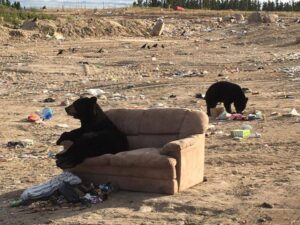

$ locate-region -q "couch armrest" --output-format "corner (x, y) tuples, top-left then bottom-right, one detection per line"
(160, 134), (205, 192)
(161, 134), (202, 154)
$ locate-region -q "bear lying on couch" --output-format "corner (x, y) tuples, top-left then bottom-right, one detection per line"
(56, 97), (129, 169)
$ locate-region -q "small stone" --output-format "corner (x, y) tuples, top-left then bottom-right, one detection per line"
(60, 99), (70, 106)
(139, 205), (153, 213)
(44, 97), (55, 103)
(127, 84), (135, 89)
(232, 170), (238, 175)
(259, 202), (273, 208)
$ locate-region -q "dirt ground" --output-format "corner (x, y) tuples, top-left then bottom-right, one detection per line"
(0, 8), (299, 225)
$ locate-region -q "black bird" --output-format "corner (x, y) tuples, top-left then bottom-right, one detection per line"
(97, 48), (104, 53)
(57, 49), (64, 55)
(152, 43), (158, 48)
(161, 44), (165, 48)
(181, 30), (186, 36)
(147, 45), (151, 49)
(141, 43), (147, 49)
(69, 47), (77, 53)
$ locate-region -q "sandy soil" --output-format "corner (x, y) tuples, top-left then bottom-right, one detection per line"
(0, 9), (299, 225)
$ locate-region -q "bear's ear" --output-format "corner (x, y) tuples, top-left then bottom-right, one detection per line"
(90, 96), (97, 103)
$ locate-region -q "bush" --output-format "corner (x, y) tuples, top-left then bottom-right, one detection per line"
(0, 4), (55, 26)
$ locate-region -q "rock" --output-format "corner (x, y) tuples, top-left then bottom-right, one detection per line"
(99, 95), (107, 101)
(248, 12), (263, 24)
(217, 17), (223, 23)
(44, 97), (55, 103)
(151, 18), (164, 36)
(263, 14), (278, 23)
(139, 205), (153, 213)
(9, 30), (25, 38)
(21, 19), (38, 30)
(259, 202), (273, 208)
(234, 14), (244, 22)
(60, 99), (70, 106)
(257, 216), (272, 223)
(86, 88), (105, 97)
(53, 32), (65, 40)
(151, 103), (165, 108)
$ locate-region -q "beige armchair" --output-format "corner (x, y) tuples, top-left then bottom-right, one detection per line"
(70, 108), (209, 194)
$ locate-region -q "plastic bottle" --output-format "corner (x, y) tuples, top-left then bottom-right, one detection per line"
(41, 107), (54, 120)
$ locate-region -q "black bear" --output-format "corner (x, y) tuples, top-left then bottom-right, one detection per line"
(199, 81), (248, 116)
(56, 97), (128, 169)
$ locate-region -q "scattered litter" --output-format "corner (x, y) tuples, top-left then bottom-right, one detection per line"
(283, 108), (300, 117)
(217, 111), (231, 120)
(250, 132), (262, 138)
(56, 124), (69, 128)
(41, 107), (54, 120)
(7, 139), (34, 148)
(86, 88), (105, 97)
(48, 152), (56, 159)
(27, 113), (41, 122)
(18, 172), (81, 204)
(231, 129), (251, 139)
(230, 113), (247, 120)
(281, 66), (300, 76)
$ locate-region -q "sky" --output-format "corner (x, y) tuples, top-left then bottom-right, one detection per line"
(19, 0), (134, 8)
(19, 0), (294, 9)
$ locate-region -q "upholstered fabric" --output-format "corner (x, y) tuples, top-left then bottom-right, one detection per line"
(71, 108), (208, 194)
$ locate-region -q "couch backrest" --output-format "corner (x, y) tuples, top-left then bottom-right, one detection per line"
(106, 108), (209, 150)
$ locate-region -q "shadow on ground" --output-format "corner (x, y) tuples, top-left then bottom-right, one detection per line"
(0, 189), (164, 225)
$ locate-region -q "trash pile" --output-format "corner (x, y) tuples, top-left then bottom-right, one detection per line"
(213, 108), (263, 121)
(27, 107), (54, 123)
(10, 172), (114, 208)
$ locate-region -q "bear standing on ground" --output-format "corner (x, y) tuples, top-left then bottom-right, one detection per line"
(56, 97), (129, 169)
(200, 81), (248, 116)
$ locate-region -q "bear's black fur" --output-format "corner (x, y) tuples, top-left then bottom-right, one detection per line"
(202, 81), (248, 116)
(56, 97), (128, 169)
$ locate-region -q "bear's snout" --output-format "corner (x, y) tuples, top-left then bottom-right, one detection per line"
(65, 105), (77, 117)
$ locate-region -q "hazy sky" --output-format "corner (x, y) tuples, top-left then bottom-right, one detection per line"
(19, 0), (293, 8)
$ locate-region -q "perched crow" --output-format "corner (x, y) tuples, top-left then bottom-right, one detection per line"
(152, 43), (158, 48)
(141, 44), (147, 49)
(57, 49), (64, 55)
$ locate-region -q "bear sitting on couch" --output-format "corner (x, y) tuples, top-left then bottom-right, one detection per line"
(56, 97), (129, 169)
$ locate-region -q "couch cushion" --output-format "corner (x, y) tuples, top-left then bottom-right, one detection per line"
(127, 134), (178, 149)
(110, 148), (177, 168)
(71, 165), (176, 180)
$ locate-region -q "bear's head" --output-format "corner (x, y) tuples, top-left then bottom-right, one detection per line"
(234, 97), (248, 114)
(65, 97), (105, 122)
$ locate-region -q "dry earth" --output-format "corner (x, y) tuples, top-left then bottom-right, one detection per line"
(0, 8), (299, 225)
